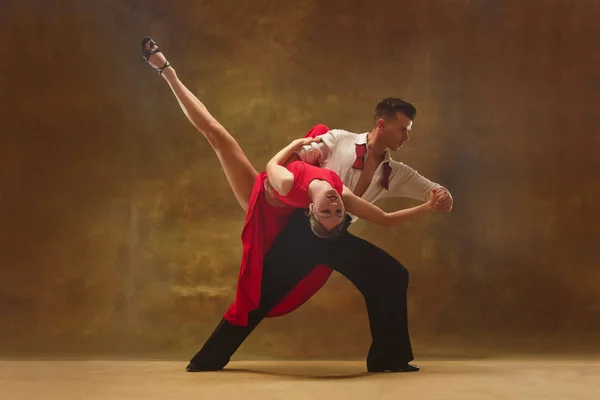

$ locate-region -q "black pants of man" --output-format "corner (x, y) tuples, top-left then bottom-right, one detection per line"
(188, 209), (413, 372)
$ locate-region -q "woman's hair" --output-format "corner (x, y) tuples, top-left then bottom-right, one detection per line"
(306, 209), (350, 239)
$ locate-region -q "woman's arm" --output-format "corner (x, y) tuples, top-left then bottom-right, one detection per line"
(266, 138), (322, 196)
(342, 186), (437, 226)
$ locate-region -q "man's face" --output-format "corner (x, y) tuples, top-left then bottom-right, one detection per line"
(377, 112), (412, 151)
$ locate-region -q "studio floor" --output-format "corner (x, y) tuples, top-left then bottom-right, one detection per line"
(1, 358), (598, 399)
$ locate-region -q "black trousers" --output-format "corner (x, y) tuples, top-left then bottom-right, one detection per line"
(189, 209), (413, 371)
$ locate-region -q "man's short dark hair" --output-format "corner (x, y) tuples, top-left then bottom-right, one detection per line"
(374, 97), (417, 124)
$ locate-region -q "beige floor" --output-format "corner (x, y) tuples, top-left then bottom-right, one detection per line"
(1, 358), (599, 400)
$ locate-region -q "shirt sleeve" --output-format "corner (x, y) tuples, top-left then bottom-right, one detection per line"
(294, 130), (337, 165)
(386, 161), (444, 202)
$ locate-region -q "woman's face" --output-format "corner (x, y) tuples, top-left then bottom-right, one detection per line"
(311, 189), (345, 231)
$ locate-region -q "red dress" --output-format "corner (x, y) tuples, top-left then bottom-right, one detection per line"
(224, 151), (342, 326)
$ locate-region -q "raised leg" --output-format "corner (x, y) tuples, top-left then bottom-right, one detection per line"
(143, 38), (257, 212)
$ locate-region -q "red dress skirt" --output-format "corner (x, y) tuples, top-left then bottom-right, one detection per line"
(224, 137), (341, 326)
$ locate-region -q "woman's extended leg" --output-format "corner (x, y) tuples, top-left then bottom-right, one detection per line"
(142, 37), (257, 212)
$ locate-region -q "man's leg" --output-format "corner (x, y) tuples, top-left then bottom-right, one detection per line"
(245, 209), (416, 371)
(187, 219), (321, 371)
(186, 307), (268, 371)
(323, 232), (415, 371)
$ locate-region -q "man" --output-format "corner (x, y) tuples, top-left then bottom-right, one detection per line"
(187, 98), (453, 373)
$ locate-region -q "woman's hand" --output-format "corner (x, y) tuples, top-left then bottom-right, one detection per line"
(290, 137), (323, 148)
(427, 189), (440, 211)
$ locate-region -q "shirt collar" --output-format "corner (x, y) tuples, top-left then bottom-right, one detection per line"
(355, 132), (392, 163)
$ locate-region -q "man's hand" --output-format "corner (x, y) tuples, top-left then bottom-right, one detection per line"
(430, 188), (453, 212)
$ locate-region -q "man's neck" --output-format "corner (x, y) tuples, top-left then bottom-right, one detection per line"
(366, 129), (388, 160)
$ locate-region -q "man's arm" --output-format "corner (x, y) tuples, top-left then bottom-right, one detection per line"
(387, 162), (453, 212)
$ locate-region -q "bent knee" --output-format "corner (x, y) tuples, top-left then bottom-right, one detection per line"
(382, 264), (409, 291)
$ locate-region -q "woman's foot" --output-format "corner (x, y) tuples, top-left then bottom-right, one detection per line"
(141, 36), (171, 75)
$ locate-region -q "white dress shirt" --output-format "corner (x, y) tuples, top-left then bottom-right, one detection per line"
(295, 129), (446, 220)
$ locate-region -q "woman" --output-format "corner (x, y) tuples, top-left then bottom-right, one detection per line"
(141, 38), (438, 369)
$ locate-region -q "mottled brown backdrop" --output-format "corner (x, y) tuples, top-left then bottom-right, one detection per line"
(0, 0), (598, 359)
